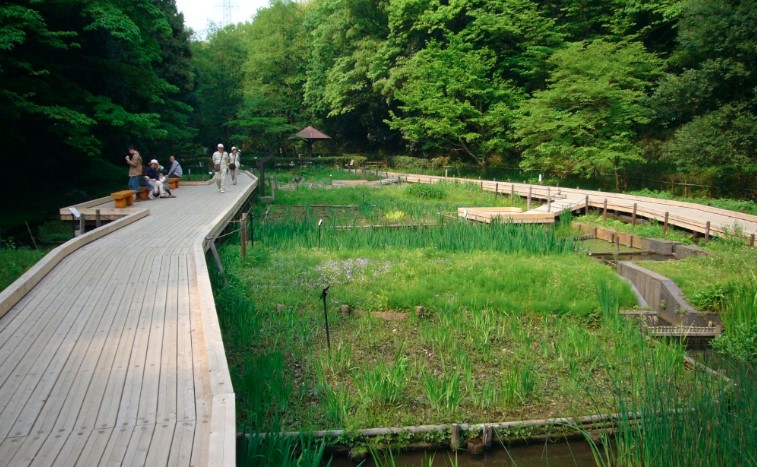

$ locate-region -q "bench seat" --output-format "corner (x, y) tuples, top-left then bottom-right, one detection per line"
(111, 190), (136, 208)
(168, 177), (180, 190)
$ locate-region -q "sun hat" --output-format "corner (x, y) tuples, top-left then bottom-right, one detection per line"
(231, 146), (237, 150)
(217, 143), (224, 148)
(150, 159), (159, 165)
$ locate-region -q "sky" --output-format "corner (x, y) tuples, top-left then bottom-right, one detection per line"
(175, 0), (270, 38)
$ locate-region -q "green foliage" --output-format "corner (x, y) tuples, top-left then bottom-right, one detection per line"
(389, 156), (431, 170)
(0, 247), (47, 292)
(385, 37), (522, 167)
(581, 354), (755, 466)
(191, 24), (248, 148)
(712, 278), (757, 362)
(238, 433), (330, 467)
(1, 0), (196, 230)
(405, 183), (447, 200)
(660, 104), (757, 194)
(235, 1), (309, 154)
(515, 39), (663, 191)
(637, 241), (757, 312)
(576, 214), (693, 244)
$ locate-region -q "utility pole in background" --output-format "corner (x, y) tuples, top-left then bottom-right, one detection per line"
(220, 0), (235, 26)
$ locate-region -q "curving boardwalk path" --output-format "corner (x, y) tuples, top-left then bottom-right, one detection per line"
(394, 173), (757, 241)
(0, 173), (256, 466)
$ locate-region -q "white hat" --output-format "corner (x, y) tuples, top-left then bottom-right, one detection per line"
(149, 159), (159, 165)
(231, 146), (237, 150)
(217, 143), (224, 149)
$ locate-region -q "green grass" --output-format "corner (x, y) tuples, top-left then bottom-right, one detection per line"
(575, 214), (693, 244)
(214, 176), (723, 461)
(637, 241), (757, 311)
(580, 350), (755, 466)
(0, 247), (48, 292)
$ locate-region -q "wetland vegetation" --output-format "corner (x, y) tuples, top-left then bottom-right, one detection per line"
(211, 169), (754, 465)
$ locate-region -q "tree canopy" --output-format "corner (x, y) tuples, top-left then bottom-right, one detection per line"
(2, 0), (755, 231)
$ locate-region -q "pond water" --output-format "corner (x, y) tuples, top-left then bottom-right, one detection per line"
(329, 438), (598, 466)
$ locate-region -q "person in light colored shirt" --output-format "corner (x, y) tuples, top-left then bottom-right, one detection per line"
(211, 143), (229, 193)
(229, 146), (240, 185)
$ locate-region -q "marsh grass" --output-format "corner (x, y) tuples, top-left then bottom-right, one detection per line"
(238, 432), (330, 467)
(213, 176), (710, 458)
(579, 348), (755, 466)
(637, 240), (757, 311)
(577, 213), (693, 244)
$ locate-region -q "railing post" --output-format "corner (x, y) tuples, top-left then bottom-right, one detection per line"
(585, 195), (589, 215)
(750, 234), (755, 248)
(495, 182), (498, 198)
(664, 212), (669, 234)
(527, 186), (532, 211)
(95, 209), (101, 228)
(705, 221), (710, 242)
(632, 203), (637, 226)
(547, 187), (551, 212)
(241, 213), (248, 259)
(451, 423), (461, 450)
(603, 199), (608, 221)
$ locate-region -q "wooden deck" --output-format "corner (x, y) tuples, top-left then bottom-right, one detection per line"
(397, 173), (757, 240)
(0, 174), (256, 466)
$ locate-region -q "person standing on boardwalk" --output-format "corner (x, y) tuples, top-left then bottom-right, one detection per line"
(228, 146), (240, 185)
(212, 143), (229, 193)
(125, 147), (143, 197)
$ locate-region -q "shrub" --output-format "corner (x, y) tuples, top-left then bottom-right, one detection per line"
(390, 155), (430, 170)
(405, 183), (447, 200)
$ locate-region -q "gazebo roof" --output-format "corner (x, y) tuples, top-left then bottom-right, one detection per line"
(296, 125), (331, 140)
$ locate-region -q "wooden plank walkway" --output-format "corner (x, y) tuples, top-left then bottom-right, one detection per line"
(0, 174), (256, 466)
(397, 173), (757, 240)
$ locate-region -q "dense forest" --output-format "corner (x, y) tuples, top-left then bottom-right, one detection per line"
(1, 0), (756, 230)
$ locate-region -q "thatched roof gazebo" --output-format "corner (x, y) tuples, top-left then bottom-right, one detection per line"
(295, 125), (331, 157)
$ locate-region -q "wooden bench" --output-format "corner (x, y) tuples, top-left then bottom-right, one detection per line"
(168, 177), (180, 190)
(139, 186), (151, 200)
(111, 190), (136, 208)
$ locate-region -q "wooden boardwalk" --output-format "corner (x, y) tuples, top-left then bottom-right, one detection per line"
(0, 174), (256, 466)
(397, 173), (757, 240)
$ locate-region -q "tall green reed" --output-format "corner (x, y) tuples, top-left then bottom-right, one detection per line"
(238, 433), (330, 467)
(254, 215), (575, 255)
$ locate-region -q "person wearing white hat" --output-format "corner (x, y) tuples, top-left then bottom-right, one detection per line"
(211, 143), (229, 192)
(228, 146), (240, 185)
(145, 159), (171, 198)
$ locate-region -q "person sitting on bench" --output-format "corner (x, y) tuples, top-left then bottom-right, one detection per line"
(165, 155), (183, 179)
(146, 159), (174, 198)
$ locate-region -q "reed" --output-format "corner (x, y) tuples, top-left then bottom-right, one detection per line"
(238, 432), (329, 467)
(353, 352), (408, 405)
(423, 371), (462, 414)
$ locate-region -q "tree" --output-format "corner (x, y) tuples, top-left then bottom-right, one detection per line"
(0, 0), (195, 186)
(648, 0), (757, 196)
(303, 0), (397, 151)
(386, 37), (522, 167)
(515, 40), (663, 191)
(234, 0), (309, 154)
(191, 23), (248, 151)
(661, 105), (756, 195)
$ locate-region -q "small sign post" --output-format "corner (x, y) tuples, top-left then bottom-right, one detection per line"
(320, 285), (331, 351)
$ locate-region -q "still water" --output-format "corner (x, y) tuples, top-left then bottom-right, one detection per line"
(329, 439), (598, 466)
